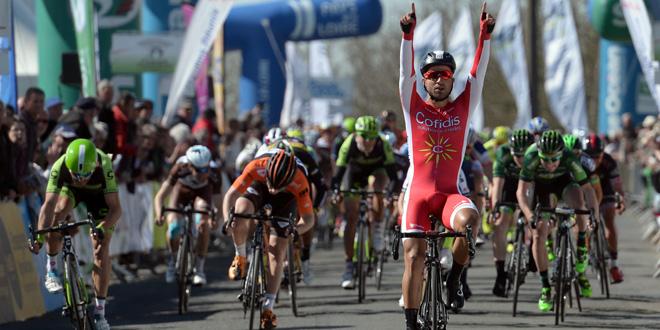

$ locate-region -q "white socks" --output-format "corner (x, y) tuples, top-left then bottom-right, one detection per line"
(95, 297), (106, 318)
(235, 243), (247, 257)
(46, 254), (58, 273)
(263, 293), (276, 310)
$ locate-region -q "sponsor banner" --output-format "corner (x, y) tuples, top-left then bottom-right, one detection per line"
(543, 0), (589, 131)
(110, 33), (183, 73)
(448, 7), (483, 130)
(493, 0), (532, 128)
(413, 11), (443, 100)
(212, 28), (225, 133)
(70, 0), (98, 97)
(0, 202), (45, 323)
(0, 0), (16, 109)
(597, 40), (641, 135)
(162, 0), (233, 126)
(281, 42), (308, 128)
(182, 3), (211, 114)
(620, 0), (660, 112)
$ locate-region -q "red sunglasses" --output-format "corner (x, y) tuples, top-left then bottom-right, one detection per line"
(423, 70), (454, 81)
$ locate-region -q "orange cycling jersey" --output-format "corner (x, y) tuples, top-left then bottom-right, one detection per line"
(231, 157), (314, 217)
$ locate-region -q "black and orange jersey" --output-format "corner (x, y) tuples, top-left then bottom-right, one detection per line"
(231, 156), (314, 217)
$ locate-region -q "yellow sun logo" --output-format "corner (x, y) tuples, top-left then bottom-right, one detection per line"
(419, 134), (458, 166)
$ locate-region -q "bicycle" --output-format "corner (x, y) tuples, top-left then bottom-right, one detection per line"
(392, 214), (475, 330)
(337, 189), (383, 303)
(225, 205), (296, 330)
(376, 195), (398, 291)
(492, 201), (529, 317)
(589, 211), (610, 298)
(535, 205), (590, 325)
(161, 205), (215, 315)
(28, 213), (104, 330)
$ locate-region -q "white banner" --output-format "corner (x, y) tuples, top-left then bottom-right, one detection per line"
(493, 0), (532, 128)
(542, 0), (588, 131)
(110, 33), (184, 73)
(309, 41), (334, 126)
(621, 0), (660, 112)
(162, 0), (233, 126)
(448, 7), (483, 130)
(281, 42), (308, 128)
(413, 11), (443, 100)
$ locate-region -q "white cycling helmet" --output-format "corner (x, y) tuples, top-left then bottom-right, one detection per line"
(186, 145), (212, 168)
(263, 127), (284, 145)
(527, 116), (549, 135)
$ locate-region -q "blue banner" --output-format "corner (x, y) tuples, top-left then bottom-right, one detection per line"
(597, 39), (642, 135)
(0, 0), (17, 110)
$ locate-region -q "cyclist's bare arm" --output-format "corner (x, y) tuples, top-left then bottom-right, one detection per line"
(38, 192), (59, 230)
(491, 176), (505, 209)
(222, 185), (243, 224)
(154, 180), (174, 224)
(580, 182), (600, 220)
(101, 192), (122, 229)
(516, 180), (534, 222)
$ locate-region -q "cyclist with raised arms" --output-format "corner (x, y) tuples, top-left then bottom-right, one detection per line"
(154, 145), (220, 286)
(332, 115), (400, 289)
(583, 133), (626, 283)
(398, 3), (494, 328)
(223, 146), (315, 329)
(490, 129), (535, 297)
(516, 130), (600, 312)
(30, 139), (121, 330)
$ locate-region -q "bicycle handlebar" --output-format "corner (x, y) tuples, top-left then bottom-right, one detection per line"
(223, 204), (296, 236)
(28, 213), (104, 254)
(392, 224), (475, 261)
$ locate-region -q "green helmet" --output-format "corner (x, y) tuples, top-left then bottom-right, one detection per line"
(493, 126), (510, 144)
(509, 129), (534, 154)
(537, 130), (564, 156)
(562, 134), (581, 151)
(65, 138), (97, 179)
(342, 117), (356, 133)
(354, 115), (379, 138)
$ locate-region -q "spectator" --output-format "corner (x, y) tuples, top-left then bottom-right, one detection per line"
(93, 121), (109, 150)
(58, 97), (97, 139)
(192, 108), (219, 154)
(167, 123), (193, 165)
(168, 98), (194, 129)
(18, 87), (45, 175)
(0, 101), (17, 200)
(113, 91), (137, 156)
(242, 102), (265, 131)
(44, 125), (77, 173)
(35, 109), (49, 141)
(42, 97), (63, 140)
(97, 79), (117, 154)
(135, 99), (154, 127)
(8, 118), (38, 196)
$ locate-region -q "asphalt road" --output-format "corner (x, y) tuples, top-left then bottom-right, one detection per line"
(6, 210), (660, 330)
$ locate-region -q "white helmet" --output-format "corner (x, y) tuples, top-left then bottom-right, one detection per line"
(263, 127), (283, 145)
(186, 145), (211, 168)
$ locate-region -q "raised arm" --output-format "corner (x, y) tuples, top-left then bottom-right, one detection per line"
(399, 3), (417, 114)
(468, 2), (496, 114)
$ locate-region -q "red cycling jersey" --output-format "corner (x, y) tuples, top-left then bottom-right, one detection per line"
(399, 18), (491, 232)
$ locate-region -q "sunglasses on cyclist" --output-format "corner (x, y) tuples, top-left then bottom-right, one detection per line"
(193, 165), (209, 173)
(72, 172), (93, 181)
(423, 70), (453, 81)
(539, 153), (561, 163)
(358, 133), (378, 141)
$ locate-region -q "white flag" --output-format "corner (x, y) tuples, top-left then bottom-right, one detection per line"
(281, 42), (308, 128)
(493, 0), (532, 128)
(413, 11), (443, 100)
(620, 0), (660, 112)
(542, 0), (588, 131)
(309, 41), (333, 126)
(448, 7), (483, 131)
(162, 0), (233, 126)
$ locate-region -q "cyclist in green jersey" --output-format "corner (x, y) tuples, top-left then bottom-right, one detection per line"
(29, 139), (121, 330)
(331, 115), (400, 289)
(516, 131), (600, 312)
(490, 129), (534, 297)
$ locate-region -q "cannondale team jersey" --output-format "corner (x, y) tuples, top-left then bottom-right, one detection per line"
(399, 26), (490, 194)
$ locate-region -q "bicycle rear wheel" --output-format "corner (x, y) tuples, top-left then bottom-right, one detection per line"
(287, 238), (299, 317)
(357, 221), (367, 303)
(596, 222), (610, 298)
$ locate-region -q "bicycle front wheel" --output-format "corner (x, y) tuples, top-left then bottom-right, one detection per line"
(356, 221), (367, 303)
(596, 221), (610, 298)
(287, 238), (299, 317)
(512, 228), (525, 317)
(555, 234), (566, 325)
(65, 255), (92, 330)
(177, 232), (192, 315)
